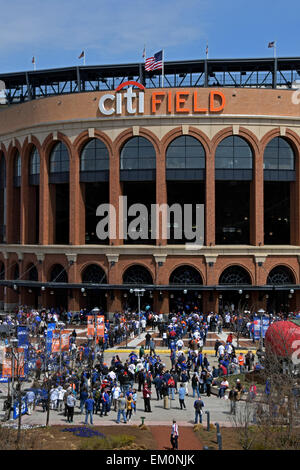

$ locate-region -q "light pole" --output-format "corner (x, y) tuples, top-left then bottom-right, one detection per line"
(91, 307), (100, 366)
(130, 289), (145, 337)
(56, 322), (65, 374)
(10, 338), (19, 411)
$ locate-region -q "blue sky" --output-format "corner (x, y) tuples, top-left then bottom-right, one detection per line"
(0, 0), (299, 73)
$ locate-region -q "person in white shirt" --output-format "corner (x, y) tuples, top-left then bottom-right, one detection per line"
(218, 344), (225, 357)
(57, 386), (66, 411)
(112, 384), (121, 411)
(170, 420), (179, 450)
(176, 339), (184, 350)
(50, 387), (59, 410)
(108, 370), (116, 381)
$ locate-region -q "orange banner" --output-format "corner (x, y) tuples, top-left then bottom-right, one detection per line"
(1, 347), (24, 377)
(87, 315), (105, 337)
(51, 330), (70, 353)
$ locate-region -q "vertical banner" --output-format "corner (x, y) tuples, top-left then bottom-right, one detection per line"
(96, 315), (105, 337)
(52, 330), (70, 353)
(1, 347), (25, 379)
(13, 396), (28, 419)
(87, 316), (94, 336)
(87, 315), (105, 337)
(17, 326), (29, 376)
(46, 323), (56, 353)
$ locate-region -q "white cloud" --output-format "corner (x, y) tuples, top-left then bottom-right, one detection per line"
(0, 0), (209, 60)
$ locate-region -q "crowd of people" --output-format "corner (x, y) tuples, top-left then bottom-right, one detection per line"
(2, 302), (296, 426)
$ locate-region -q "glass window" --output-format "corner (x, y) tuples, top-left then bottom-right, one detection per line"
(80, 138), (109, 172)
(14, 152), (21, 178)
(215, 136), (253, 170)
(29, 147), (40, 175)
(120, 137), (156, 170)
(49, 142), (69, 173)
(264, 137), (294, 171)
(166, 136), (205, 169)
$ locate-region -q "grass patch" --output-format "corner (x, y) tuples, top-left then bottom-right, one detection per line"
(79, 434), (136, 450)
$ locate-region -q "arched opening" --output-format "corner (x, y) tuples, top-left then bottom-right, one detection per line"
(218, 265), (252, 313)
(80, 138), (109, 244)
(122, 265), (153, 310)
(0, 153), (6, 243)
(81, 264), (107, 312)
(48, 263), (68, 311)
(25, 263), (39, 308)
(215, 136), (253, 244)
(264, 137), (295, 245)
(266, 265), (295, 313)
(166, 136), (205, 244)
(28, 146), (40, 244)
(0, 261), (5, 309)
(169, 265), (203, 313)
(49, 142), (70, 244)
(120, 137), (156, 245)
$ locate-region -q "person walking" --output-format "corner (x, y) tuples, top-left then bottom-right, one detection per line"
(170, 420), (179, 450)
(143, 382), (152, 412)
(116, 393), (127, 424)
(126, 394), (134, 421)
(84, 395), (95, 425)
(194, 396), (205, 424)
(229, 387), (238, 414)
(178, 383), (186, 410)
(66, 393), (76, 423)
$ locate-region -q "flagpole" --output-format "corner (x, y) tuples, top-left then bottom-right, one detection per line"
(84, 50), (86, 66)
(274, 41), (277, 59)
(162, 49), (164, 88)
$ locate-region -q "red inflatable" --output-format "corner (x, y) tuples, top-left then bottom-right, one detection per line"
(265, 320), (300, 358)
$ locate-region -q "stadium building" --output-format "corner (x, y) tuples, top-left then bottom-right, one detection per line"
(0, 57), (300, 315)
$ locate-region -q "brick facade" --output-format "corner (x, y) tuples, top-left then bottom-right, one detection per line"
(0, 86), (300, 313)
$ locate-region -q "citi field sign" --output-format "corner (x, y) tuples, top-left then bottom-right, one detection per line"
(98, 81), (225, 116)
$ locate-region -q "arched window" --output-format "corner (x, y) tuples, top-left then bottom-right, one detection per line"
(80, 139), (109, 172)
(27, 264), (38, 282)
(0, 262), (5, 280)
(215, 136), (252, 169)
(219, 266), (251, 285)
(14, 152), (21, 177)
(123, 265), (153, 284)
(82, 264), (107, 284)
(0, 155), (6, 243)
(49, 142), (69, 173)
(29, 147), (40, 175)
(169, 266), (203, 285)
(166, 136), (205, 169)
(13, 263), (19, 280)
(120, 137), (156, 170)
(264, 137), (294, 170)
(50, 264), (68, 283)
(267, 266), (295, 285)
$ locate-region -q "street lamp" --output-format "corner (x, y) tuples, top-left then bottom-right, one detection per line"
(129, 289), (145, 337)
(91, 307), (100, 366)
(56, 321), (65, 374)
(10, 338), (19, 410)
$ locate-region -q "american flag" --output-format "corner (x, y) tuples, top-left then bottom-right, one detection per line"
(145, 50), (163, 71)
(78, 50), (85, 59)
(268, 41), (275, 48)
(32, 56), (35, 64)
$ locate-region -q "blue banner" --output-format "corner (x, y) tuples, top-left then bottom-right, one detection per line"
(13, 397), (28, 420)
(46, 323), (56, 354)
(17, 326), (29, 376)
(252, 316), (270, 340)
